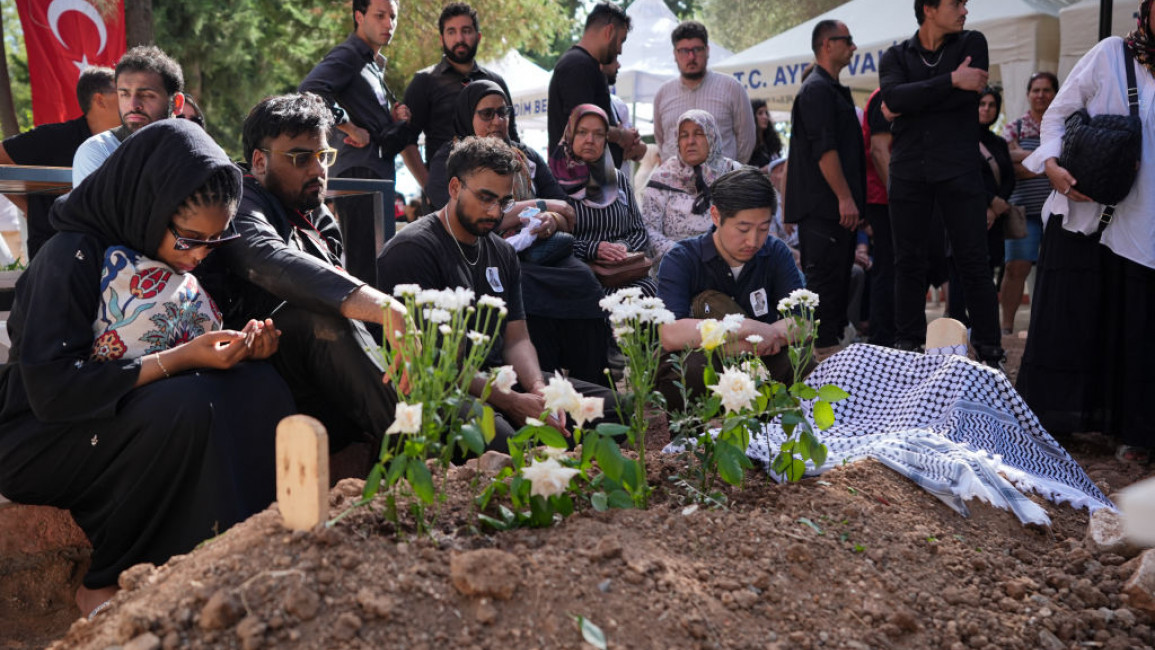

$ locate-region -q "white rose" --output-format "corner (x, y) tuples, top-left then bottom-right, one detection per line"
(709, 367), (759, 413)
(571, 396), (604, 428)
(541, 375), (581, 415)
(746, 334), (764, 345)
(521, 457), (580, 498)
(493, 365), (518, 393)
(385, 402), (422, 435)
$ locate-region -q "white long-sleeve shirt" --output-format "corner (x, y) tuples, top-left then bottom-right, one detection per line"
(1024, 36), (1155, 270)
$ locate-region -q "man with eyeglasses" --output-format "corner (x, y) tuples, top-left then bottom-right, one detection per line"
(378, 137), (618, 449)
(652, 21), (755, 164)
(300, 0), (410, 289)
(784, 20), (866, 360)
(196, 93), (405, 474)
(399, 2), (519, 192)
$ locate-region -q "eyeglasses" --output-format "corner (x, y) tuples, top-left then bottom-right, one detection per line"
(168, 223), (242, 251)
(675, 45), (706, 57)
(475, 106), (514, 122)
(260, 147), (338, 169)
(459, 180), (515, 213)
(828, 35), (855, 46)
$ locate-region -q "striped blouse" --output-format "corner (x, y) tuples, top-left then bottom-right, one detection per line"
(567, 170), (657, 296)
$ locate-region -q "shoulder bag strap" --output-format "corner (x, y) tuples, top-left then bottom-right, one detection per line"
(1098, 41), (1141, 233)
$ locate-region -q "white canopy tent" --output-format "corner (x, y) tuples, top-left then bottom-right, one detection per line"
(713, 0), (1079, 121)
(1058, 0), (1138, 79)
(481, 48), (552, 134)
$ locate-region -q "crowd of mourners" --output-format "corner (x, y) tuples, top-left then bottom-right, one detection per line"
(0, 0), (1152, 621)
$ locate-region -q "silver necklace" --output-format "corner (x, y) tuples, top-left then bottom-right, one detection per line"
(919, 47), (945, 68)
(442, 208), (479, 267)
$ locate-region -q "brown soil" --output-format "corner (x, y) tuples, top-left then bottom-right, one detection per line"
(5, 336), (1155, 650)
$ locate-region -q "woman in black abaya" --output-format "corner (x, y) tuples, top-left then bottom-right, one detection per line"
(0, 120), (295, 617)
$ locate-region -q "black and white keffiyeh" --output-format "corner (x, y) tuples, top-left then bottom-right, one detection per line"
(743, 345), (1113, 526)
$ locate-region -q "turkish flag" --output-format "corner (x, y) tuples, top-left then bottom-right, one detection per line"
(16, 0), (126, 126)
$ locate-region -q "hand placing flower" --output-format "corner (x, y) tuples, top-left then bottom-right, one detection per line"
(521, 457), (580, 498)
(542, 375), (582, 415)
(709, 367), (759, 413)
(386, 402), (422, 435)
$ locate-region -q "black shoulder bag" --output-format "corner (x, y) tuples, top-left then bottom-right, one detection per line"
(1058, 40), (1142, 231)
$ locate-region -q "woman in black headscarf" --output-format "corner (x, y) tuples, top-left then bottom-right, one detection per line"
(421, 81), (613, 386)
(0, 120), (294, 617)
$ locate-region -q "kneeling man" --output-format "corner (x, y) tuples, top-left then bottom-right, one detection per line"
(656, 167), (805, 409)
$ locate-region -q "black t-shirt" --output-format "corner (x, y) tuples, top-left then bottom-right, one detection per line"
(547, 45), (622, 167)
(784, 66), (866, 224)
(376, 212), (524, 366)
(2, 116), (92, 258)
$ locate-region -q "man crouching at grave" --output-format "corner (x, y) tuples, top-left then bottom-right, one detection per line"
(196, 93), (403, 470)
(655, 167), (807, 410)
(377, 136), (618, 450)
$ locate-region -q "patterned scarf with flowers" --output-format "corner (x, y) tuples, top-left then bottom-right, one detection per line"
(90, 246), (222, 361)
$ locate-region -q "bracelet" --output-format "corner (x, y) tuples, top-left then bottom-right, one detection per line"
(155, 353), (171, 379)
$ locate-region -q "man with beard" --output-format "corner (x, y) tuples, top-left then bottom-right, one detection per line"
(652, 21), (755, 163)
(300, 0), (410, 288)
(377, 137), (617, 448)
(548, 2), (641, 168)
(880, 0), (1004, 368)
(400, 2), (519, 190)
(196, 93), (403, 471)
(72, 46), (185, 185)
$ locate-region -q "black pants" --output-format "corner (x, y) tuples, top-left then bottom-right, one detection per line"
(656, 348), (799, 413)
(947, 214), (1005, 328)
(486, 373), (622, 452)
(798, 217), (856, 347)
(889, 171), (1001, 354)
(333, 166), (390, 288)
(526, 315), (612, 387)
(865, 202), (896, 346)
(271, 305), (398, 456)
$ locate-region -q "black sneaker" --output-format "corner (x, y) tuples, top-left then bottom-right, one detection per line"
(975, 344), (1006, 374)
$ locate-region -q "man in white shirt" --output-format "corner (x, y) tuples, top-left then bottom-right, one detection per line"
(652, 21), (756, 164)
(72, 46), (185, 185)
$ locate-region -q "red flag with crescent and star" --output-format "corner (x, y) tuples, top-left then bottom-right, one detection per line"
(15, 0), (126, 126)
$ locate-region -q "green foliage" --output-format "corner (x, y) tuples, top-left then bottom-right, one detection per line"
(700, 0), (846, 51)
(2, 0), (32, 131)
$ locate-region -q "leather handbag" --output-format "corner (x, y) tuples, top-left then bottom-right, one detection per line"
(588, 251), (653, 288)
(1058, 41), (1141, 229)
(1002, 204), (1028, 240)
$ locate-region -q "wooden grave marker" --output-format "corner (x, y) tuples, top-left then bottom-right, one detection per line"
(276, 415), (329, 530)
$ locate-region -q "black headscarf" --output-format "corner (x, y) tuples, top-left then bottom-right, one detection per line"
(1125, 0), (1155, 75)
(453, 80), (509, 139)
(50, 119), (241, 258)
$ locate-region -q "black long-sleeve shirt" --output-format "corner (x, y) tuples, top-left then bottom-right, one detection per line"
(300, 34), (407, 179)
(547, 45), (622, 167)
(880, 30), (987, 183)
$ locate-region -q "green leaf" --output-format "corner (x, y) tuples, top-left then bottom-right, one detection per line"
(590, 492), (609, 512)
(813, 400), (835, 430)
(385, 455), (407, 487)
(363, 462), (384, 500)
(703, 364), (717, 387)
(607, 489), (634, 509)
(595, 422), (630, 438)
(715, 441), (747, 487)
(477, 514), (511, 531)
(538, 427), (568, 449)
(553, 493), (575, 517)
(460, 423), (484, 456)
(778, 440), (796, 454)
(790, 382), (819, 400)
(811, 442), (829, 468)
(529, 495), (553, 527)
(817, 384), (849, 402)
(771, 452), (791, 475)
(780, 412), (804, 426)
(581, 436), (599, 467)
(595, 437), (625, 483)
(481, 406), (497, 444)
(406, 459), (435, 504)
(575, 615), (607, 650)
(783, 457), (807, 482)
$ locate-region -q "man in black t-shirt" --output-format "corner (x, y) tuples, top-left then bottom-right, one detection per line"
(377, 137), (616, 448)
(0, 67), (119, 259)
(547, 2), (641, 168)
(784, 20), (865, 357)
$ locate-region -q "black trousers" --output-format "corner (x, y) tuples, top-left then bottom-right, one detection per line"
(271, 305), (398, 456)
(656, 348), (799, 413)
(798, 217), (856, 347)
(332, 166), (390, 288)
(889, 171), (1000, 353)
(947, 214), (1005, 328)
(485, 373), (622, 452)
(865, 202), (896, 346)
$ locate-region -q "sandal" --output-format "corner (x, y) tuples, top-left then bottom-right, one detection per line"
(1116, 445), (1152, 464)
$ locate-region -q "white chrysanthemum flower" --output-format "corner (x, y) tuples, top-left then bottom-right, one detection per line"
(645, 307), (675, 326)
(740, 359), (770, 382)
(446, 287), (475, 310)
(414, 289), (441, 306)
(477, 295), (506, 311)
(746, 334), (764, 345)
(385, 402), (422, 434)
(721, 313), (745, 333)
(698, 319), (727, 351)
(541, 445), (568, 460)
(466, 330), (490, 345)
(612, 325), (635, 340)
(392, 284), (421, 298)
(521, 457), (580, 499)
(777, 295), (796, 313)
(422, 307), (452, 323)
(639, 296), (665, 310)
(614, 287), (644, 302)
(493, 365), (517, 393)
(438, 324), (452, 336)
(541, 375), (581, 415)
(571, 396), (604, 429)
(789, 288), (819, 308)
(599, 293), (624, 313)
(709, 367), (759, 413)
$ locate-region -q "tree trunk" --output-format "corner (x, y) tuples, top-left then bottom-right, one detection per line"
(125, 0), (154, 46)
(0, 13), (21, 136)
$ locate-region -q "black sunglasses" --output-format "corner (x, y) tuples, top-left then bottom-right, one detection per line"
(168, 223), (241, 251)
